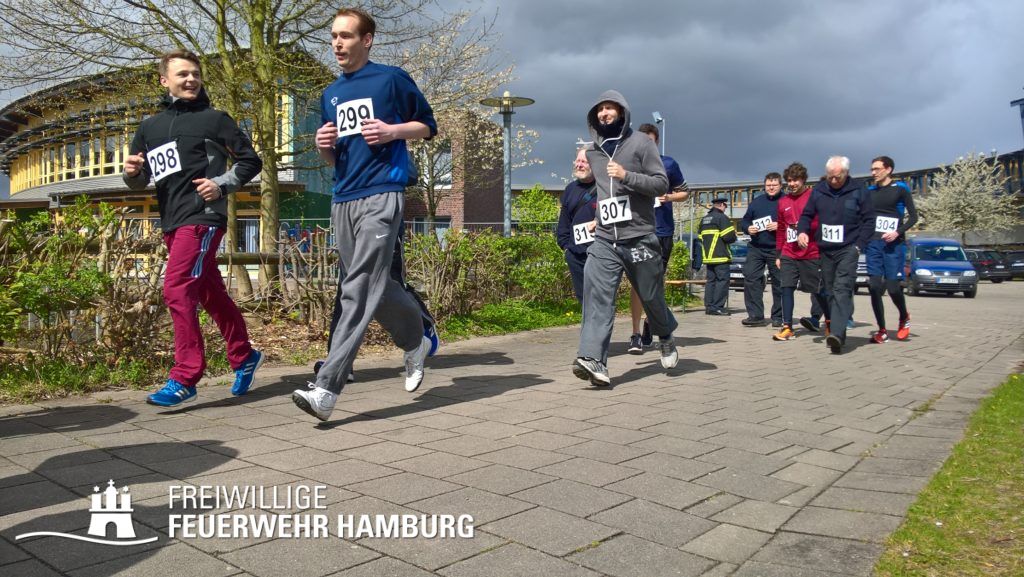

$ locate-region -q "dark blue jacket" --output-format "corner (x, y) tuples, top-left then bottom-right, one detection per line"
(654, 155), (686, 237)
(739, 192), (781, 249)
(556, 179), (598, 255)
(798, 177), (874, 251)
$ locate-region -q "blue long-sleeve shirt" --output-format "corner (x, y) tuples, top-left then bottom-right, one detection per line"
(739, 192), (782, 249)
(798, 177), (874, 251)
(556, 179), (598, 255)
(654, 155), (686, 238)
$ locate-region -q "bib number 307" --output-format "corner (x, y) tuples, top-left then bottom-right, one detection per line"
(599, 196), (632, 225)
(147, 141), (182, 183)
(821, 224), (844, 243)
(336, 98), (375, 137)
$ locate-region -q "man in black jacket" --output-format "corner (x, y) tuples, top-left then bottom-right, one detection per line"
(739, 172), (783, 327)
(699, 196), (737, 315)
(555, 148), (597, 304)
(798, 156), (874, 353)
(124, 49), (264, 406)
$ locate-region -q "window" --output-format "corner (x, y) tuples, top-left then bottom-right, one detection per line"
(411, 217), (451, 236)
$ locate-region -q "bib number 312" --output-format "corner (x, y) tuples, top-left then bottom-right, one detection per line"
(599, 196), (632, 225)
(336, 98), (375, 137)
(147, 141), (182, 183)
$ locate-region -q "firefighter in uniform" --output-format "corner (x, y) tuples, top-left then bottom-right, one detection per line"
(700, 196), (737, 315)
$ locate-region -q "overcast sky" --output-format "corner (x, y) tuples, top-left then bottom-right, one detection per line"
(2, 0), (1022, 199)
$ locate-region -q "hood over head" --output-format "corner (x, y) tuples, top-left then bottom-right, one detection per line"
(587, 90), (632, 145)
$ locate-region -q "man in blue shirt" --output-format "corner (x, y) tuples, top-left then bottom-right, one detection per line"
(738, 172), (783, 327)
(628, 123), (688, 352)
(555, 148), (597, 304)
(292, 7), (437, 421)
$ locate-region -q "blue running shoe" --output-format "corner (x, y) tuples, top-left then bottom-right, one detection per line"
(232, 349), (264, 396)
(846, 319), (855, 329)
(425, 324), (439, 357)
(147, 380), (196, 407)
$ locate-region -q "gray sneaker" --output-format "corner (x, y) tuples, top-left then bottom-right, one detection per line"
(573, 357), (611, 386)
(292, 383), (337, 421)
(404, 335), (431, 392)
(659, 336), (678, 369)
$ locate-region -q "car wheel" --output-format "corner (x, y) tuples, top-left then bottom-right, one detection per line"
(991, 279), (1003, 284)
(964, 288), (977, 298)
(908, 282), (919, 296)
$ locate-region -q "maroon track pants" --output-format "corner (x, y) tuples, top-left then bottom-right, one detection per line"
(163, 225), (251, 386)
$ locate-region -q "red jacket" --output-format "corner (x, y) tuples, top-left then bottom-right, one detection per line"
(777, 187), (819, 260)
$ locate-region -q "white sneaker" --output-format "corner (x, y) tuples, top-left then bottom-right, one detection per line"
(292, 383), (337, 421)
(404, 335), (430, 392)
(659, 336), (678, 369)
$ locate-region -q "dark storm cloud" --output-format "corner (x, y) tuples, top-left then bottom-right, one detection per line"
(473, 0), (1024, 184)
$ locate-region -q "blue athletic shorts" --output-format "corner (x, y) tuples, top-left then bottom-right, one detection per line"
(865, 239), (905, 279)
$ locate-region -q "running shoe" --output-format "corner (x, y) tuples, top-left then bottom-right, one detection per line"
(773, 326), (796, 341)
(404, 335), (430, 392)
(826, 334), (842, 354)
(231, 349), (264, 396)
(573, 357), (610, 386)
(658, 336), (678, 369)
(627, 334), (643, 354)
(292, 383), (337, 421)
(425, 323), (440, 357)
(896, 315), (911, 341)
(147, 380), (196, 407)
(871, 329), (889, 344)
(799, 317), (820, 332)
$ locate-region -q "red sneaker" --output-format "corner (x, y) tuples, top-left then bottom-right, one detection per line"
(871, 329), (889, 344)
(896, 316), (911, 341)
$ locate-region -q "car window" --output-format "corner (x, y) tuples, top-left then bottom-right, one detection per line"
(730, 243), (749, 258)
(915, 245), (966, 261)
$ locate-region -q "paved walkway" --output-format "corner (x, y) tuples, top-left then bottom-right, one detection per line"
(2, 283), (1023, 577)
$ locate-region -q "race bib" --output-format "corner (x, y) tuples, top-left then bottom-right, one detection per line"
(653, 196), (662, 208)
(572, 222), (595, 245)
(786, 227), (799, 243)
(821, 224), (844, 243)
(147, 141), (182, 183)
(598, 196), (632, 225)
(336, 98), (375, 137)
(875, 216), (899, 233)
(753, 216), (773, 232)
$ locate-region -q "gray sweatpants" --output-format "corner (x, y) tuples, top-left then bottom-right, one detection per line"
(578, 234), (678, 363)
(316, 192), (423, 394)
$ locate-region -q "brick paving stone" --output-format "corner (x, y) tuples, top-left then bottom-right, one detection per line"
(696, 447), (792, 476)
(410, 487), (534, 525)
(574, 425), (659, 444)
(446, 464), (556, 495)
(681, 523), (773, 564)
(699, 562), (740, 577)
(702, 432), (792, 455)
(685, 493), (747, 519)
(438, 543), (601, 577)
(204, 436), (301, 459)
(294, 459), (400, 486)
(783, 506), (903, 542)
(833, 471), (929, 494)
(481, 507), (619, 556)
(511, 479), (631, 517)
(371, 425), (460, 446)
(357, 531), (505, 572)
(569, 534), (716, 577)
(711, 499), (800, 533)
(771, 462), (844, 488)
(534, 457), (642, 487)
(339, 441), (434, 464)
(348, 472), (460, 505)
(628, 435), (720, 459)
(331, 557), (437, 577)
(851, 456), (941, 477)
(733, 560), (853, 576)
(449, 421), (532, 440)
(589, 499), (717, 547)
(505, 430), (587, 451)
(693, 467), (803, 501)
(222, 536), (377, 577)
(419, 435), (513, 458)
(605, 472), (718, 511)
(475, 445), (573, 470)
(390, 452), (490, 478)
(810, 487), (917, 517)
(524, 415), (602, 434)
(790, 448), (860, 471)
(618, 452), (721, 481)
(558, 439), (654, 464)
(751, 532), (883, 575)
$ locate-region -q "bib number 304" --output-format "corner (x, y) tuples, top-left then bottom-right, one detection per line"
(875, 216), (899, 233)
(336, 98), (375, 138)
(599, 196), (632, 225)
(147, 141), (182, 183)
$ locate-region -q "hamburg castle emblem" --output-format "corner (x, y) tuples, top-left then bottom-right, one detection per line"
(15, 479), (158, 546)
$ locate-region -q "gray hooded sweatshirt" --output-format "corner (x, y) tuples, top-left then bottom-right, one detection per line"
(585, 90), (669, 242)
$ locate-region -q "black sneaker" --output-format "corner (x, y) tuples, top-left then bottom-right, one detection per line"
(640, 320), (653, 348)
(799, 317), (820, 332)
(826, 334), (843, 354)
(627, 334), (643, 354)
(573, 357), (610, 386)
(741, 317), (768, 327)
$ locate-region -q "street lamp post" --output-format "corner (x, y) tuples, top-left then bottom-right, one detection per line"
(652, 111), (665, 156)
(480, 91), (535, 237)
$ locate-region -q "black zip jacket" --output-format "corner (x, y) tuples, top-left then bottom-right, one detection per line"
(798, 176), (874, 251)
(739, 192), (781, 250)
(124, 89), (262, 233)
(555, 179), (598, 255)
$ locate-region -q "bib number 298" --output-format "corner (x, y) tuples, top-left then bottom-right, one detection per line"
(336, 98), (375, 137)
(599, 197), (632, 225)
(147, 141), (182, 183)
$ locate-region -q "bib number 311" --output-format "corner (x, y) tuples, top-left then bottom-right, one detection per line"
(336, 98), (375, 138)
(147, 141), (182, 183)
(599, 196), (632, 225)
(821, 224), (844, 243)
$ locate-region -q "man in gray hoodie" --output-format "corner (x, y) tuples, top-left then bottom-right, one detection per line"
(573, 91), (679, 386)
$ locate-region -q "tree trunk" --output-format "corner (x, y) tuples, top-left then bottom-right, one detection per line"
(227, 193), (253, 297)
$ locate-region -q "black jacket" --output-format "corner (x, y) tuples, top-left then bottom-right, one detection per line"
(739, 192), (781, 250)
(699, 207), (737, 264)
(798, 177), (874, 251)
(124, 89), (262, 233)
(555, 179), (598, 255)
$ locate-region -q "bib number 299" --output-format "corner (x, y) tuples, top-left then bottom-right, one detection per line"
(599, 197), (632, 225)
(336, 98), (375, 137)
(147, 141), (182, 183)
